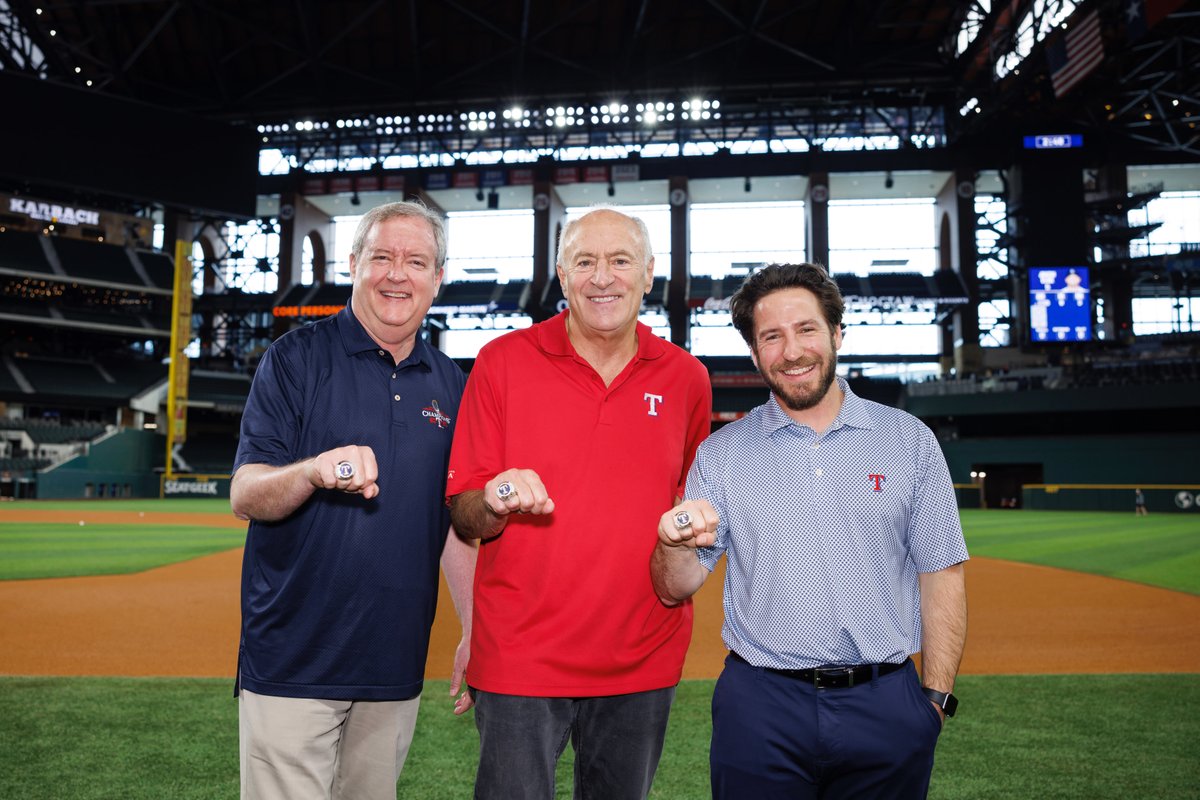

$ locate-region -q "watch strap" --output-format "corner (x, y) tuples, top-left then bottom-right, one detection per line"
(921, 687), (958, 717)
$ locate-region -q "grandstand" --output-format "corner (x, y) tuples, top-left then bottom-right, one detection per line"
(0, 2), (1195, 506)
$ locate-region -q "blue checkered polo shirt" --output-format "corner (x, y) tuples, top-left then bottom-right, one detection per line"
(691, 378), (968, 669)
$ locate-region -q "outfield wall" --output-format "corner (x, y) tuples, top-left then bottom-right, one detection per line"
(1022, 484), (1200, 513)
(941, 433), (1199, 484)
(942, 433), (1200, 513)
(37, 430), (163, 499)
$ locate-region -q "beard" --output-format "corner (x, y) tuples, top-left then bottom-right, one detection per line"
(758, 351), (838, 412)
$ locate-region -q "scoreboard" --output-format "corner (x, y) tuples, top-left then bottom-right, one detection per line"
(1029, 267), (1091, 343)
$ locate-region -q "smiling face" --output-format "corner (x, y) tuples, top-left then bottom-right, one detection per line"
(348, 215), (442, 359)
(556, 210), (653, 343)
(750, 286), (843, 421)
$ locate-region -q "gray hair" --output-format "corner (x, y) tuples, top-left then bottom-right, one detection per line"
(350, 200), (447, 268)
(556, 206), (652, 268)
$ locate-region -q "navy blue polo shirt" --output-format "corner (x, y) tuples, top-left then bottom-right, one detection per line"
(233, 303), (466, 701)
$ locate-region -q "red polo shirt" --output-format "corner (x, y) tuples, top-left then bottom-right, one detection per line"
(446, 311), (712, 696)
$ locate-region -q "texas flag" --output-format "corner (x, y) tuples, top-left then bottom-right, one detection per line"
(1045, 10), (1104, 98)
(1123, 0), (1185, 41)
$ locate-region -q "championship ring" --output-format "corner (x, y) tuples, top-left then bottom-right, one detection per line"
(673, 510), (692, 530)
(496, 482), (517, 500)
(335, 461), (355, 480)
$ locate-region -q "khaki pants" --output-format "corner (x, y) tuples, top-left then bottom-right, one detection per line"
(239, 689), (421, 800)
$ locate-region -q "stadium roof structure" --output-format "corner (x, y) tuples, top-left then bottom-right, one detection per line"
(1, 0), (1196, 160)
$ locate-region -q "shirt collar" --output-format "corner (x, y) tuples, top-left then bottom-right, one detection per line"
(536, 309), (666, 362)
(336, 300), (432, 369)
(759, 376), (875, 435)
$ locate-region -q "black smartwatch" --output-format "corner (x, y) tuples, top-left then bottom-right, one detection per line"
(922, 687), (958, 717)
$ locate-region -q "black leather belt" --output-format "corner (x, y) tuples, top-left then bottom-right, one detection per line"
(730, 651), (907, 689)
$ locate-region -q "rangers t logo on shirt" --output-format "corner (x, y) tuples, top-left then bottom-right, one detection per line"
(644, 392), (663, 416)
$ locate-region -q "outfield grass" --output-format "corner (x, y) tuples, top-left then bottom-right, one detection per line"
(2, 504), (1197, 593)
(0, 523), (246, 580)
(3, 675), (1197, 799)
(0, 498), (243, 580)
(960, 509), (1200, 594)
(0, 498), (233, 514)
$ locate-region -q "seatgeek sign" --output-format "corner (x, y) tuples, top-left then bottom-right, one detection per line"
(10, 197), (101, 226)
(160, 475), (231, 499)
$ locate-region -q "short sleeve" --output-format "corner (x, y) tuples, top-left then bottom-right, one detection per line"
(233, 343), (304, 472)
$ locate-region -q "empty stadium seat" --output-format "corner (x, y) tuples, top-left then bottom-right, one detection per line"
(0, 229), (55, 275)
(52, 237), (145, 286)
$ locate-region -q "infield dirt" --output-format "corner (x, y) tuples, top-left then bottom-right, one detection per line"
(1, 509), (1197, 678)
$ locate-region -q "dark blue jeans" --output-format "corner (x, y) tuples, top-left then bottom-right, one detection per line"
(710, 655), (942, 799)
(471, 686), (676, 800)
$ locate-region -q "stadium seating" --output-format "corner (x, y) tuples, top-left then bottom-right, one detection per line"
(135, 250), (177, 291)
(0, 229), (55, 275)
(0, 456), (52, 472)
(52, 237), (145, 287)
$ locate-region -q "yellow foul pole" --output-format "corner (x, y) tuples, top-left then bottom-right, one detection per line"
(164, 239), (194, 480)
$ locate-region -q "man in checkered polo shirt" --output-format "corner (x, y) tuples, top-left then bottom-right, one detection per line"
(651, 262), (968, 799)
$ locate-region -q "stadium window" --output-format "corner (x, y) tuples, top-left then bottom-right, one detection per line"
(828, 198), (937, 276)
(1128, 191), (1200, 258)
(1133, 297), (1200, 336)
(190, 241), (205, 295)
(444, 209), (534, 285)
(827, 197), (941, 371)
(221, 220), (279, 294)
(688, 200), (806, 357)
(330, 215), (359, 283)
(975, 193), (1009, 280)
(979, 300), (1012, 347)
(301, 235), (315, 286)
(439, 210), (535, 358)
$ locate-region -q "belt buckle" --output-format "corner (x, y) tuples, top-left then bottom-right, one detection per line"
(812, 667), (848, 690)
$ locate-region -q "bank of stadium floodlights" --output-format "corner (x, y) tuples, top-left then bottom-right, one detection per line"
(254, 94), (948, 178)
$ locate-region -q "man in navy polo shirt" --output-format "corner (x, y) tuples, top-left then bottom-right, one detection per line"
(231, 201), (475, 800)
(651, 262), (968, 799)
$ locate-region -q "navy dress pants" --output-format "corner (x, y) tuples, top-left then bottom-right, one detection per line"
(710, 654), (943, 799)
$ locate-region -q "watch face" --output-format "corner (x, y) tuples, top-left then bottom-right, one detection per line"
(923, 687), (958, 716)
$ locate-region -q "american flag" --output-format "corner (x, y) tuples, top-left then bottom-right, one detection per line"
(1046, 10), (1105, 98)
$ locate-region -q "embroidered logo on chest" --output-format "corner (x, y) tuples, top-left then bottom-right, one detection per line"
(644, 392), (663, 416)
(422, 399), (452, 429)
(869, 474), (886, 491)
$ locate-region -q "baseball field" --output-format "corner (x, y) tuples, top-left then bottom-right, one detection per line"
(1, 499), (1197, 798)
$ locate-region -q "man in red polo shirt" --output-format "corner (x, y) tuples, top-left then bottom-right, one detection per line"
(447, 207), (712, 799)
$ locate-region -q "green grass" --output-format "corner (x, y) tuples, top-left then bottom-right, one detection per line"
(1, 507), (1198, 795)
(0, 498), (243, 580)
(0, 523), (246, 580)
(960, 509), (1200, 594)
(2, 675), (1196, 800)
(5, 504), (1198, 592)
(0, 498), (233, 514)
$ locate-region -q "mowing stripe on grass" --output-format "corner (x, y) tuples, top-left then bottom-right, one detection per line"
(0, 498), (232, 514)
(1, 675), (1196, 800)
(959, 509), (1200, 594)
(0, 523), (245, 580)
